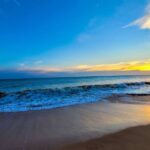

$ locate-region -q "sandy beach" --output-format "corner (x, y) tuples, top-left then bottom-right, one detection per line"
(61, 124), (150, 150)
(0, 96), (150, 150)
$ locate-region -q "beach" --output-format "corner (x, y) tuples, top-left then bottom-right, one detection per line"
(0, 95), (150, 150)
(1, 0), (150, 149)
(62, 124), (150, 150)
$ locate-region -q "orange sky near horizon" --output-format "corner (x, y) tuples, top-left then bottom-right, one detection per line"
(18, 60), (150, 73)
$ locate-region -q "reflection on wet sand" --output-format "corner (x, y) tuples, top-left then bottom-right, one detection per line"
(0, 96), (150, 150)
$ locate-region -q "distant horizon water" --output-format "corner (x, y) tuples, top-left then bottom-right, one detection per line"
(1, 74), (150, 80)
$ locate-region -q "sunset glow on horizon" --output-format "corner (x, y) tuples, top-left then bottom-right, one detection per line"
(16, 60), (150, 73)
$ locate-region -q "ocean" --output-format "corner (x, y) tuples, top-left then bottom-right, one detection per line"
(0, 75), (150, 112)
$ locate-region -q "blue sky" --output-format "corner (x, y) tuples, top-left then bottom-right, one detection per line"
(0, 0), (150, 78)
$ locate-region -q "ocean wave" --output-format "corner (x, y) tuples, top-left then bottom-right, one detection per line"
(1, 81), (150, 95)
(0, 81), (150, 112)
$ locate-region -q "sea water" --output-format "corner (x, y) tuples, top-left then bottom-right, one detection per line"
(0, 75), (150, 112)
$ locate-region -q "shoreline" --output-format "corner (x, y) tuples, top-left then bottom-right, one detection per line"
(61, 124), (150, 150)
(0, 96), (150, 149)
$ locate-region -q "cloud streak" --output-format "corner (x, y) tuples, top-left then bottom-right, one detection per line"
(71, 60), (150, 72)
(124, 3), (150, 29)
(0, 60), (150, 79)
(17, 60), (150, 73)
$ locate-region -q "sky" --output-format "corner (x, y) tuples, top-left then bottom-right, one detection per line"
(0, 0), (150, 78)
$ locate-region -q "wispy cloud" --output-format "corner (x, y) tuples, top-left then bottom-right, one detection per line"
(1, 60), (150, 79)
(76, 17), (99, 43)
(34, 60), (43, 65)
(17, 66), (63, 73)
(17, 60), (150, 73)
(19, 63), (26, 67)
(71, 60), (150, 72)
(124, 3), (150, 29)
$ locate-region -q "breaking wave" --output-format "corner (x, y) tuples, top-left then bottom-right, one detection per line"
(0, 81), (150, 112)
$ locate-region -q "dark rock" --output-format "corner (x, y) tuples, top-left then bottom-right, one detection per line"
(0, 92), (7, 98)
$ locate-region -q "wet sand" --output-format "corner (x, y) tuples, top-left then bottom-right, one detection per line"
(61, 124), (150, 150)
(0, 96), (150, 150)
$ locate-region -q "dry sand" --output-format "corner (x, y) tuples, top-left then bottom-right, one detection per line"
(0, 96), (150, 150)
